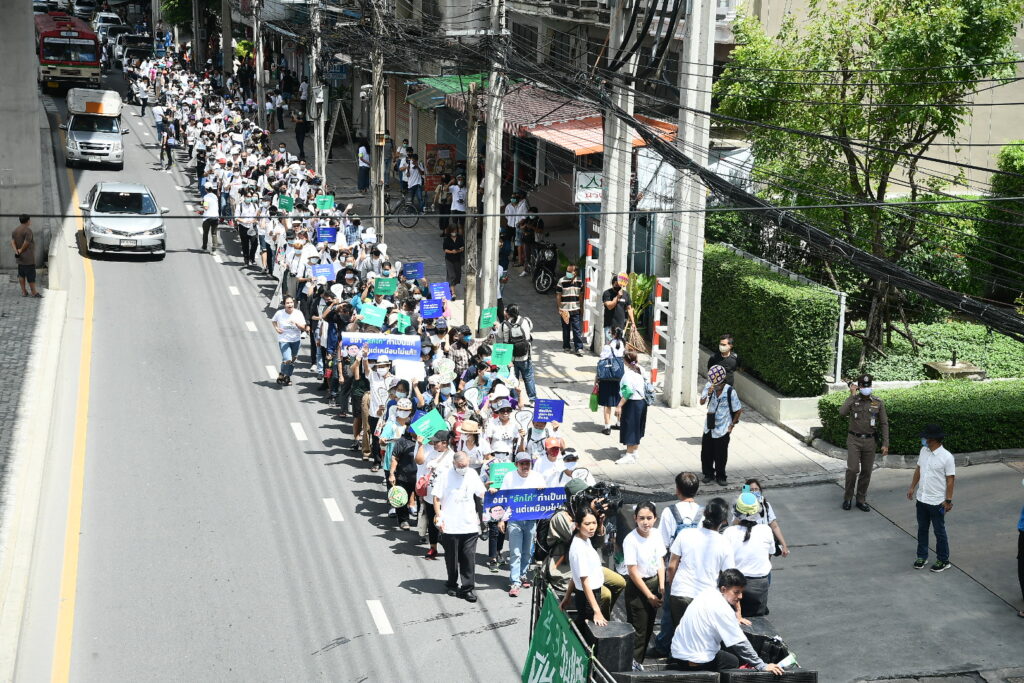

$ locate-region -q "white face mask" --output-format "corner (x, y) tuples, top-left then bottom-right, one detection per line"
(531, 427), (545, 438)
(396, 409), (411, 418)
(454, 466), (468, 476)
(376, 367), (389, 377)
(564, 461), (577, 471)
(719, 344), (730, 353)
(859, 387), (873, 396)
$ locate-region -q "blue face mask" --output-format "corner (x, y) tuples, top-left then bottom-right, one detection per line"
(440, 386), (453, 396)
(753, 491), (763, 501)
(921, 438), (928, 447)
(396, 391), (408, 399)
(382, 270), (391, 277)
(463, 336), (473, 343)
(484, 372), (494, 381)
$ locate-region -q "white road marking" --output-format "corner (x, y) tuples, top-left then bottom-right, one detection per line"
(165, 170), (173, 175)
(322, 498), (345, 522)
(227, 285), (238, 295)
(213, 254), (224, 264)
(143, 131), (150, 136)
(290, 422), (308, 441)
(366, 601), (394, 635)
(245, 320), (258, 332)
(195, 226), (202, 233)
(265, 365), (278, 380)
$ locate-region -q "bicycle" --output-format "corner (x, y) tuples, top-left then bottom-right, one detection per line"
(384, 190), (419, 229)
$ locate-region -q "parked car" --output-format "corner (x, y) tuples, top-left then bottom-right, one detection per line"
(71, 0), (96, 18)
(114, 34), (152, 64)
(80, 182), (169, 257)
(92, 11), (121, 30)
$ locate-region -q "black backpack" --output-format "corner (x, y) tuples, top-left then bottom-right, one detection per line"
(505, 317), (532, 357)
(533, 507), (565, 562)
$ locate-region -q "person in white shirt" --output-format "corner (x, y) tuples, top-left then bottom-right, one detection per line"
(615, 351), (649, 464)
(400, 153), (426, 213)
(723, 491), (776, 617)
(653, 472), (703, 655)
(908, 423), (956, 572)
(500, 451), (548, 596)
(623, 502), (666, 663)
(271, 295), (310, 386)
(433, 452), (485, 602)
(357, 139), (371, 195)
(201, 189), (220, 251)
(550, 449), (596, 488)
(666, 498), (736, 633)
(669, 569), (785, 674)
(449, 174), (468, 230)
(533, 437), (566, 485)
(561, 508), (607, 628)
(416, 429), (454, 559)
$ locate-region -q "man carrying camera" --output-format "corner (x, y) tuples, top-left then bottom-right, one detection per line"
(838, 374), (889, 512)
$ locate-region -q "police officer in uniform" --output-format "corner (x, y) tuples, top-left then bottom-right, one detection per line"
(838, 374), (889, 511)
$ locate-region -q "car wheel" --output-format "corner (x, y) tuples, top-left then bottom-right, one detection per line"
(114, 162), (124, 171)
(66, 158), (75, 168)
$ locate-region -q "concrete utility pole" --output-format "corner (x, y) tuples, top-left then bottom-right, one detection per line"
(478, 0), (506, 317)
(311, 0), (324, 176)
(463, 81), (480, 332)
(192, 0), (205, 69)
(663, 0), (715, 407)
(222, 0), (233, 76)
(254, 0), (266, 129)
(370, 0), (387, 236)
(596, 0), (636, 353)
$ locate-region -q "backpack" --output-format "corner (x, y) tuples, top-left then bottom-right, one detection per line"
(596, 355), (625, 381)
(533, 507), (566, 562)
(668, 502), (700, 545)
(506, 318), (532, 357)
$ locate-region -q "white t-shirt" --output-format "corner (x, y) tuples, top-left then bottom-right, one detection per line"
(358, 145), (371, 168)
(484, 418), (520, 455)
(435, 468), (485, 534)
(671, 588), (751, 664)
(623, 529), (666, 579)
(668, 527), (735, 598)
(404, 161), (424, 188)
(533, 455), (565, 484)
(619, 366), (647, 401)
(450, 184), (468, 212)
(569, 536), (604, 591)
(500, 469), (547, 491)
(659, 501), (703, 549)
(272, 308), (306, 342)
(916, 445), (955, 505)
(722, 524), (774, 578)
(367, 369), (391, 415)
(203, 191), (220, 218)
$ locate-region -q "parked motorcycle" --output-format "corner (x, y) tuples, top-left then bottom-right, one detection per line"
(532, 240), (558, 294)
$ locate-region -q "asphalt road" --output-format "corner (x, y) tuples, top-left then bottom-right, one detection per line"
(18, 71), (531, 681)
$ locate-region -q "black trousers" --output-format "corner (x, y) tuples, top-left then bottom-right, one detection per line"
(625, 575), (660, 662)
(237, 226), (256, 264)
(446, 257), (463, 287)
(201, 217), (218, 249)
(442, 532), (477, 592)
(1018, 529), (1023, 602)
(701, 431), (731, 480)
(668, 649), (740, 672)
(394, 478), (415, 524)
(421, 495), (440, 545)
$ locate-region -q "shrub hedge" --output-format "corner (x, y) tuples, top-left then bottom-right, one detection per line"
(701, 244), (840, 397)
(818, 380), (1024, 454)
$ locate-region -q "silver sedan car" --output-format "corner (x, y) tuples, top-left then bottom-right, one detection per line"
(80, 182), (169, 258)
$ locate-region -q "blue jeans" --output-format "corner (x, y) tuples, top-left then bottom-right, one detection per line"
(408, 184), (424, 213)
(916, 501), (949, 562)
(561, 311), (584, 350)
(220, 191), (233, 219)
(506, 519), (537, 586)
(279, 340), (301, 376)
(513, 360), (537, 401)
(653, 600), (674, 654)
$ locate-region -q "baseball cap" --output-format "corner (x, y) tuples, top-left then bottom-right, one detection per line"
(430, 429), (451, 443)
(515, 452), (532, 462)
(562, 448), (580, 461)
(544, 437), (563, 452)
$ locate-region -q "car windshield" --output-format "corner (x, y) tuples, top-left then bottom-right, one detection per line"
(95, 191), (157, 215)
(123, 36), (150, 47)
(107, 26), (129, 38)
(70, 115), (120, 133)
(42, 38), (98, 63)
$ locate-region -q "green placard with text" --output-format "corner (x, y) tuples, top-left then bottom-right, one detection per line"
(278, 195), (294, 211)
(316, 194), (335, 210)
(490, 343), (514, 367)
(374, 277), (398, 296)
(479, 307), (497, 329)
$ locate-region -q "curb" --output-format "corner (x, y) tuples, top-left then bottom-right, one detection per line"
(810, 438), (1024, 469)
(611, 470), (844, 501)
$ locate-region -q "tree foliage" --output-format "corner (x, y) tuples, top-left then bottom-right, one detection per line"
(713, 0), (1024, 362)
(985, 141), (1024, 302)
(160, 0), (220, 29)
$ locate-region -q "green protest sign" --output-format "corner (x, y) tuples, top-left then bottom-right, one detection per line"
(522, 589), (589, 683)
(315, 194), (335, 210)
(395, 312), (412, 332)
(360, 304), (387, 328)
(491, 343), (514, 367)
(278, 195), (294, 211)
(479, 307), (498, 329)
(488, 462), (516, 489)
(411, 409), (448, 440)
(374, 277), (398, 296)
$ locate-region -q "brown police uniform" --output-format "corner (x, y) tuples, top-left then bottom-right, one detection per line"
(838, 393), (889, 503)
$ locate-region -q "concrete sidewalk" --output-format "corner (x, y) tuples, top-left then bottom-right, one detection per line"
(280, 138), (846, 493)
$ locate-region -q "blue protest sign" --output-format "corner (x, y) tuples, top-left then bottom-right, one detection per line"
(403, 261), (424, 279)
(419, 298), (444, 318)
(317, 226), (339, 244)
(483, 487), (566, 521)
(311, 264), (335, 280)
(340, 332), (422, 360)
(430, 281), (452, 301)
(532, 399), (564, 423)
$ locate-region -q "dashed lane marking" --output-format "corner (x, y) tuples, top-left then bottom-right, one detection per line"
(245, 321), (258, 332)
(290, 422), (308, 441)
(366, 601), (394, 635)
(228, 285), (239, 295)
(265, 365), (278, 380)
(323, 498), (345, 522)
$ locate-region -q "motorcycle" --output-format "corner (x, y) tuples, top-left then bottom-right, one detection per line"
(531, 240), (558, 294)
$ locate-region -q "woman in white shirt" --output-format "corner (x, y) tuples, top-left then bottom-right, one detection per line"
(616, 351), (649, 465)
(597, 327), (626, 435)
(723, 491), (776, 617)
(665, 498), (736, 633)
(271, 295), (310, 386)
(623, 502), (665, 663)
(561, 509), (608, 628)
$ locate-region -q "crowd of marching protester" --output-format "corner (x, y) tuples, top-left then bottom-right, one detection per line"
(128, 52), (795, 673)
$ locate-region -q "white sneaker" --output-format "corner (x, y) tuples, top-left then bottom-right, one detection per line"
(616, 454), (637, 465)
(519, 270), (529, 277)
(387, 508), (397, 518)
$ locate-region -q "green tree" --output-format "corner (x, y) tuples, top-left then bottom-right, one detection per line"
(985, 141), (1024, 303)
(160, 0), (219, 31)
(713, 0), (1024, 363)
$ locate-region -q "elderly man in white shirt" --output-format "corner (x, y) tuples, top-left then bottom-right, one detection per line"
(433, 452), (485, 602)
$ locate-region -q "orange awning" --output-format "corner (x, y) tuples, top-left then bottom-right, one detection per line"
(524, 114), (677, 156)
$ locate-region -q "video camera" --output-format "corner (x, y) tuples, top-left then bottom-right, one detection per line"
(569, 481), (623, 519)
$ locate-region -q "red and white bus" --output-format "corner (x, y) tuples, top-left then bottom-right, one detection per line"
(34, 12), (101, 91)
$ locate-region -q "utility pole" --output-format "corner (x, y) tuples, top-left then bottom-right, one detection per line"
(477, 0), (506, 317)
(254, 0), (266, 129)
(596, 0), (635, 353)
(664, 0), (715, 407)
(222, 0), (233, 76)
(370, 0), (387, 236)
(463, 81), (480, 332)
(311, 0), (324, 176)
(192, 0), (205, 70)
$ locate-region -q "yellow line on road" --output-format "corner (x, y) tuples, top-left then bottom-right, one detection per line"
(51, 160), (94, 682)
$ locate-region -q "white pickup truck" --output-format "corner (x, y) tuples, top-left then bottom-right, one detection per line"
(61, 88), (129, 169)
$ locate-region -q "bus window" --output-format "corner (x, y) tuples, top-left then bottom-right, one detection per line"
(42, 38), (98, 63)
